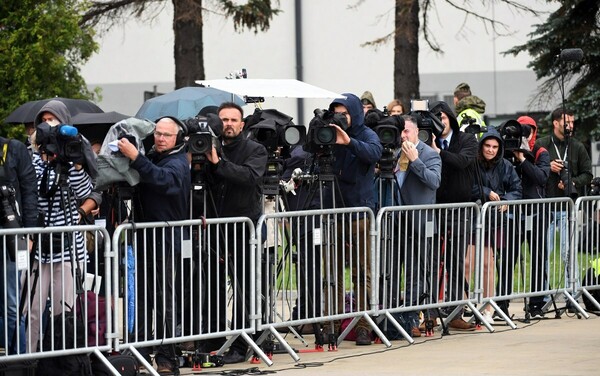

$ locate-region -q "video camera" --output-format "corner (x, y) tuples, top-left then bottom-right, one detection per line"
(244, 108), (305, 154)
(35, 122), (83, 163)
(498, 119), (525, 152)
(183, 114), (223, 163)
(303, 109), (348, 154)
(408, 99), (444, 146)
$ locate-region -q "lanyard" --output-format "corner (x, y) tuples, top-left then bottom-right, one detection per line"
(551, 138), (568, 161)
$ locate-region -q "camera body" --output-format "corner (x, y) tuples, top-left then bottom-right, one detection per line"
(303, 109), (348, 154)
(35, 122), (83, 163)
(184, 114), (222, 163)
(244, 108), (305, 155)
(590, 177), (600, 196)
(408, 99), (444, 146)
(498, 119), (524, 152)
(0, 184), (27, 262)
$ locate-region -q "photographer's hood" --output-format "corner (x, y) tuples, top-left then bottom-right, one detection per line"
(95, 117), (156, 189)
(329, 93), (365, 136)
(479, 128), (504, 163)
(430, 101), (459, 132)
(34, 100), (72, 125)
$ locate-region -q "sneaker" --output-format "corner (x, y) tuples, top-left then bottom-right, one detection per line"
(481, 310), (494, 325)
(448, 318), (476, 331)
(355, 328), (372, 346)
(529, 306), (544, 319)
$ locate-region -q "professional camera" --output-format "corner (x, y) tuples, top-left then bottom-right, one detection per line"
(408, 99), (444, 146)
(590, 177), (600, 196)
(35, 122), (83, 163)
(460, 114), (487, 136)
(0, 185), (27, 262)
(244, 108), (305, 154)
(184, 114), (223, 164)
(498, 119), (524, 152)
(303, 109), (348, 154)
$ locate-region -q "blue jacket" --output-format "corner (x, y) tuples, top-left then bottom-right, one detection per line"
(329, 93), (383, 211)
(131, 145), (191, 222)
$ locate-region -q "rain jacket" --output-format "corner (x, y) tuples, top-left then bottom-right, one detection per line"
(471, 129), (522, 203)
(329, 93), (383, 211)
(205, 134), (267, 223)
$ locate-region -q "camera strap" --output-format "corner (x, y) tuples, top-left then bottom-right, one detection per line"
(551, 138), (568, 161)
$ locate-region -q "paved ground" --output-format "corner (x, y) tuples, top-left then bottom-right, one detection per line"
(177, 303), (600, 376)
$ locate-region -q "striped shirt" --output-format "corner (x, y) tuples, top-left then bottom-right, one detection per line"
(32, 153), (93, 263)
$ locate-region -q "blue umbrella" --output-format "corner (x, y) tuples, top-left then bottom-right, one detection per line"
(135, 86), (246, 121)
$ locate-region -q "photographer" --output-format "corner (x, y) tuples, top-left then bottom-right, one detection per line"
(429, 101), (478, 331)
(27, 100), (93, 352)
(118, 116), (190, 374)
(499, 116), (550, 317)
(324, 93), (382, 346)
(0, 136), (37, 355)
(467, 129), (522, 324)
(535, 107), (592, 297)
(202, 102), (267, 364)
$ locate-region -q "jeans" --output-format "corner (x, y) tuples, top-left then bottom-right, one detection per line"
(0, 254), (26, 354)
(547, 210), (580, 291)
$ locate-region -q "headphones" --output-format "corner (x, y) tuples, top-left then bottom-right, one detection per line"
(156, 116), (187, 145)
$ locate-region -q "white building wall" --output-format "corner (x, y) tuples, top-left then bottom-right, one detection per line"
(82, 0), (555, 120)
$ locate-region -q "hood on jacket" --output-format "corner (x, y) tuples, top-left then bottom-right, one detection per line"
(360, 91), (377, 108)
(329, 93), (366, 137)
(34, 100), (72, 125)
(455, 95), (486, 115)
(517, 115), (538, 150)
(479, 128), (504, 165)
(430, 101), (459, 132)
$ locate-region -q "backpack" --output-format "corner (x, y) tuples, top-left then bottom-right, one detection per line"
(37, 308), (93, 376)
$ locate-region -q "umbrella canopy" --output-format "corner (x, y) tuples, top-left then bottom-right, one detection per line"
(71, 111), (130, 143)
(135, 86), (245, 121)
(4, 97), (103, 124)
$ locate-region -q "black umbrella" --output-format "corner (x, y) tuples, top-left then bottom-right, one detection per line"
(71, 111), (130, 143)
(4, 97), (103, 124)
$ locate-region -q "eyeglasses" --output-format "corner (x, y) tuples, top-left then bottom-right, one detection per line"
(154, 131), (176, 138)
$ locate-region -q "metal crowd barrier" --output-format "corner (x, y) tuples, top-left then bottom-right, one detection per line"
(255, 207), (388, 360)
(0, 225), (116, 372)
(574, 196), (600, 311)
(478, 198), (590, 328)
(376, 203), (484, 335)
(111, 217), (272, 373)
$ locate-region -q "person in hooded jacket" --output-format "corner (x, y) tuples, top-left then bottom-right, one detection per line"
(497, 116), (550, 318)
(119, 116), (191, 374)
(323, 93), (382, 346)
(429, 101), (479, 331)
(466, 129), (522, 324)
(27, 100), (94, 352)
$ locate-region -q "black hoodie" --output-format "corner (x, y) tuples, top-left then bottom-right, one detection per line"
(429, 101), (478, 203)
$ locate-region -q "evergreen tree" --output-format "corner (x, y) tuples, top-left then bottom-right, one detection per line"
(505, 0), (600, 142)
(0, 0), (98, 138)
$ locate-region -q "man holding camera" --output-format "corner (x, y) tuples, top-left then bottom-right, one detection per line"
(535, 107), (592, 296)
(202, 102), (267, 363)
(323, 93), (382, 346)
(429, 101), (478, 331)
(119, 116), (191, 374)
